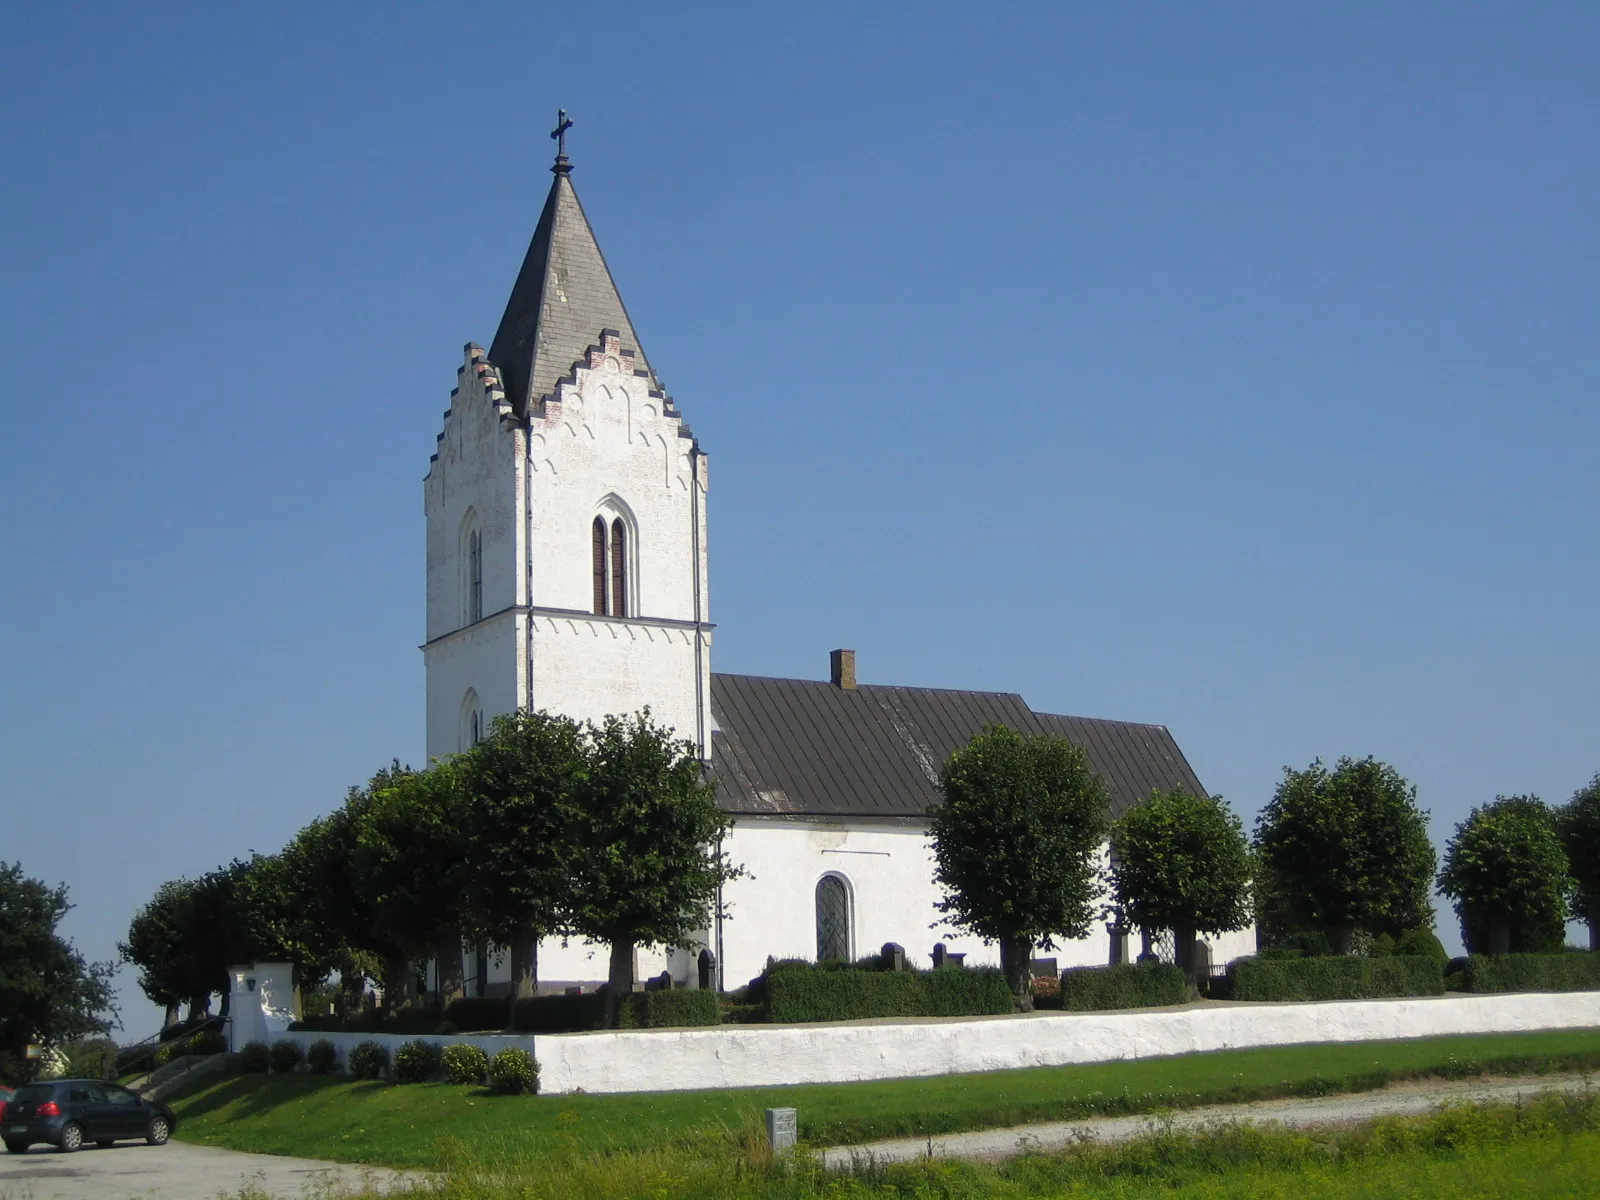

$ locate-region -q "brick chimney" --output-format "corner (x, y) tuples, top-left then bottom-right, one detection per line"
(830, 648), (857, 689)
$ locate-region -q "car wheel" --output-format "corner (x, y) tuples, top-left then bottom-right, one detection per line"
(146, 1116), (170, 1146)
(58, 1122), (83, 1153)
(3, 1140), (26, 1154)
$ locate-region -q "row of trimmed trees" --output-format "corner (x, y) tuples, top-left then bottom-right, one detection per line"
(123, 711), (739, 1028)
(929, 730), (1600, 1009)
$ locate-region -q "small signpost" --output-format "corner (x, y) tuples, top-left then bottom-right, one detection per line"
(765, 1106), (798, 1153)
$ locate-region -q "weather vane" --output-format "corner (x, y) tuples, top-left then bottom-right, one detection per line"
(551, 109), (574, 174)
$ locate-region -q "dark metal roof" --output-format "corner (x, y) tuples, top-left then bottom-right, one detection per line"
(709, 673), (1209, 821)
(487, 171), (659, 418)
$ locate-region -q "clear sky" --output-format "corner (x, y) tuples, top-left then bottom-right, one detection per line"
(3, 4), (1596, 1034)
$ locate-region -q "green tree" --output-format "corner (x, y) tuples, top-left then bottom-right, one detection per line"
(1558, 775), (1600, 950)
(458, 710), (588, 1001)
(1253, 757), (1436, 952)
(1, 863), (117, 1083)
(1110, 789), (1254, 983)
(1438, 795), (1571, 955)
(120, 879), (199, 1028)
(352, 761), (474, 1009)
(566, 711), (739, 1027)
(931, 725), (1108, 1010)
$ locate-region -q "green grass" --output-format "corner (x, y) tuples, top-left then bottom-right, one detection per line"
(173, 1028), (1600, 1170)
(222, 1092), (1600, 1198)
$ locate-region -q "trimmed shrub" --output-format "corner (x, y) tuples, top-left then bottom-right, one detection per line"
(348, 1040), (389, 1081)
(307, 1039), (339, 1075)
(445, 997), (511, 1031)
(441, 1042), (489, 1085)
(488, 1047), (538, 1095)
(1458, 952), (1600, 994)
(1229, 954), (1444, 1001)
(512, 993), (606, 1033)
(1058, 961), (1188, 1011)
(621, 989), (720, 1028)
(154, 1041), (182, 1067)
(268, 1040), (303, 1073)
(190, 1029), (227, 1056)
(239, 1041), (271, 1073)
(765, 963), (1012, 1023)
(393, 1039), (442, 1084)
(1395, 928), (1449, 966)
(511, 988), (722, 1032)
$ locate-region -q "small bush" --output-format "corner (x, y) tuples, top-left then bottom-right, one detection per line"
(348, 1040), (389, 1081)
(393, 1039), (442, 1084)
(239, 1041), (271, 1073)
(268, 1040), (303, 1073)
(1058, 961), (1188, 1011)
(306, 1039), (339, 1075)
(487, 1047), (538, 1095)
(440, 1042), (489, 1085)
(445, 997), (511, 1031)
(189, 1029), (227, 1056)
(1229, 954), (1444, 1001)
(154, 1041), (182, 1067)
(1457, 951), (1600, 993)
(61, 1038), (117, 1080)
(1395, 928), (1449, 965)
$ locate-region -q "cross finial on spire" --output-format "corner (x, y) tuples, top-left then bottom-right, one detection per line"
(550, 109), (574, 175)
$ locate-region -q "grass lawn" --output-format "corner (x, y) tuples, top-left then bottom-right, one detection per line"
(174, 1027), (1600, 1170)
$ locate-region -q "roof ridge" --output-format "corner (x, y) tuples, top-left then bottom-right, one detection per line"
(710, 670), (1027, 702)
(1031, 709), (1172, 732)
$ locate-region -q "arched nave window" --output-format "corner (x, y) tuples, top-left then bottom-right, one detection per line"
(815, 874), (852, 962)
(468, 529), (483, 624)
(592, 516), (608, 615)
(591, 510), (634, 618)
(610, 518), (628, 618)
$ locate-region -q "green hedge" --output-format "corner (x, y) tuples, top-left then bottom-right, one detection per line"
(765, 964), (1013, 1023)
(511, 989), (721, 1032)
(1229, 954), (1445, 1001)
(1457, 952), (1600, 994)
(444, 997), (512, 1031)
(1057, 962), (1188, 1011)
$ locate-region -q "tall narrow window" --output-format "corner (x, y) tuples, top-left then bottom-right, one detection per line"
(592, 516), (608, 615)
(469, 709), (481, 746)
(610, 518), (628, 618)
(468, 529), (483, 623)
(815, 875), (851, 962)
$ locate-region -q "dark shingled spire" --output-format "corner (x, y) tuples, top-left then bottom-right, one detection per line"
(487, 134), (656, 418)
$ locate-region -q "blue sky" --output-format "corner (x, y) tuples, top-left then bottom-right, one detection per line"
(3, 4), (1596, 1032)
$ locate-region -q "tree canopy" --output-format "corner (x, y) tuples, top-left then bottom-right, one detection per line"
(1, 863), (117, 1083)
(1110, 788), (1253, 978)
(931, 725), (1107, 1010)
(1253, 756), (1435, 950)
(1558, 774), (1600, 944)
(1438, 795), (1571, 955)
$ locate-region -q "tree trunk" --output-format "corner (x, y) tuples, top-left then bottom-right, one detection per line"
(163, 1002), (182, 1029)
(999, 935), (1034, 1012)
(382, 950), (414, 1011)
(1488, 916), (1511, 956)
(435, 931), (465, 1012)
(509, 929), (539, 1003)
(1328, 925), (1354, 955)
(188, 995), (211, 1022)
(1172, 924), (1198, 992)
(1590, 916), (1598, 953)
(339, 968), (366, 1021)
(605, 940), (635, 1028)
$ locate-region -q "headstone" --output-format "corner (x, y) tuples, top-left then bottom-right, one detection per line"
(1029, 958), (1057, 978)
(765, 1106), (798, 1153)
(947, 952), (966, 968)
(1192, 939), (1213, 982)
(564, 985), (584, 996)
(1107, 924), (1128, 966)
(932, 942), (947, 968)
(698, 949), (716, 991)
(881, 942), (906, 972)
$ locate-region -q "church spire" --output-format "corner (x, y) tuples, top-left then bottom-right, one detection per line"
(488, 111), (656, 417)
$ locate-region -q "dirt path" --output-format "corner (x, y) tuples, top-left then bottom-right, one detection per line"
(819, 1073), (1598, 1168)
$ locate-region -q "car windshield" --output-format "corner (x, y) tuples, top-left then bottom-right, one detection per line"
(12, 1085), (54, 1103)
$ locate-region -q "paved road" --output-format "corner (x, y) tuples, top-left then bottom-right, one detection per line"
(820, 1074), (1597, 1168)
(0, 1139), (412, 1199)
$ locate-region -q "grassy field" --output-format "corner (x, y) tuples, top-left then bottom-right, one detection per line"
(174, 1028), (1600, 1170)
(224, 1091), (1600, 1198)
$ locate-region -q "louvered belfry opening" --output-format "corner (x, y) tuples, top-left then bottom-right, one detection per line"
(815, 875), (851, 962)
(591, 516), (608, 615)
(610, 518), (628, 618)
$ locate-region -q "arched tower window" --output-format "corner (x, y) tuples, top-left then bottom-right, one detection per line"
(610, 518), (628, 618)
(468, 529), (483, 624)
(815, 874), (852, 962)
(460, 689), (483, 752)
(592, 516), (608, 615)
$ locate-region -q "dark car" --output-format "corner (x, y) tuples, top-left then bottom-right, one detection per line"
(2, 1079), (175, 1153)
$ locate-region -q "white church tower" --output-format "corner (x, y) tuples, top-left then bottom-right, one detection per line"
(423, 122), (710, 769)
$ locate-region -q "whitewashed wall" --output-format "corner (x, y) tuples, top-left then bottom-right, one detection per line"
(534, 992), (1600, 1095)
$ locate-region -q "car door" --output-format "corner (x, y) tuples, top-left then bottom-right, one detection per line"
(100, 1085), (146, 1137)
(65, 1083), (108, 1137)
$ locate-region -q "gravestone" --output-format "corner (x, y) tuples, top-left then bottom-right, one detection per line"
(765, 1106), (798, 1153)
(932, 942), (947, 968)
(698, 949), (716, 991)
(881, 942), (906, 972)
(1029, 958), (1058, 978)
(946, 952), (966, 968)
(1107, 924), (1129, 966)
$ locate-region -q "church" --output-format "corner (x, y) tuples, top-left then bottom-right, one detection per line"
(421, 119), (1254, 995)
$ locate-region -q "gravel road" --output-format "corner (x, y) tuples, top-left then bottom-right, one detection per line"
(819, 1073), (1597, 1168)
